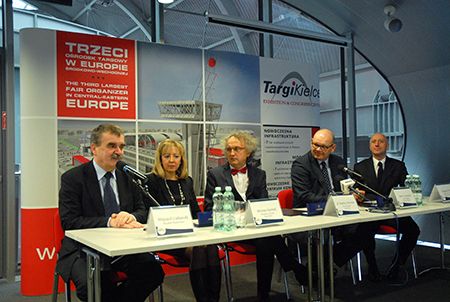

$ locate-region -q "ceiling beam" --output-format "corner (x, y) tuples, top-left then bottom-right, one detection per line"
(114, 0), (152, 41)
(25, 0), (73, 21)
(212, 0), (252, 53)
(72, 0), (97, 22)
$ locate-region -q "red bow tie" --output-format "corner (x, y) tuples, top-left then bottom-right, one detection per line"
(231, 167), (247, 176)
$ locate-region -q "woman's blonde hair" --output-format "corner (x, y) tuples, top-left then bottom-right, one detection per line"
(152, 139), (188, 179)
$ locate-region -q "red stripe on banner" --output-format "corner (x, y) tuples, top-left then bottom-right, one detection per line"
(21, 208), (65, 296)
(20, 208), (256, 295)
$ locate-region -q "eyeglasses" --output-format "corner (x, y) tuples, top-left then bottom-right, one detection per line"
(226, 146), (246, 153)
(311, 142), (334, 150)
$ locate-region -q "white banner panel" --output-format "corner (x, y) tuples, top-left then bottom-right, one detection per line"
(262, 126), (313, 197)
(20, 28), (58, 208)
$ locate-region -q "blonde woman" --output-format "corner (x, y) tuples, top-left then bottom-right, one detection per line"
(145, 139), (221, 302)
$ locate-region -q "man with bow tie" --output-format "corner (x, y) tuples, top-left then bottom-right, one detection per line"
(205, 131), (307, 301)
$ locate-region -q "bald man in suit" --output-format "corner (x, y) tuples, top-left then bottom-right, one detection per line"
(291, 129), (376, 270)
(354, 133), (420, 284)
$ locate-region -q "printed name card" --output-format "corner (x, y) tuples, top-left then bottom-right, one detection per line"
(248, 199), (284, 227)
(324, 194), (360, 217)
(389, 187), (417, 208)
(146, 205), (194, 237)
(429, 184), (450, 202)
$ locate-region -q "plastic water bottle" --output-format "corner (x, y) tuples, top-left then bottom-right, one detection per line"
(413, 174), (423, 206)
(222, 186), (236, 232)
(212, 187), (224, 231)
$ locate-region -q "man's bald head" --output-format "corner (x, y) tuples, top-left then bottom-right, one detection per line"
(311, 129), (336, 161)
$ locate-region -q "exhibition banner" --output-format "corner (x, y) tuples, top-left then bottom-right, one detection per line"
(57, 31), (136, 119)
(262, 126), (315, 197)
(21, 28), (320, 295)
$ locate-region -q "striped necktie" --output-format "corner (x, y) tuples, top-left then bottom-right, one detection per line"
(321, 162), (333, 194)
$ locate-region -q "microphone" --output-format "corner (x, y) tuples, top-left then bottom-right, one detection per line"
(116, 161), (160, 206)
(337, 167), (395, 212)
(339, 178), (368, 201)
(116, 161), (148, 183)
(338, 165), (363, 180)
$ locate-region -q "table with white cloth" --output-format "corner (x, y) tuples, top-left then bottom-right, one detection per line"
(65, 200), (450, 302)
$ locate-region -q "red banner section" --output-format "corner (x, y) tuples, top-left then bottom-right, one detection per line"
(21, 208), (62, 296)
(57, 31), (136, 119)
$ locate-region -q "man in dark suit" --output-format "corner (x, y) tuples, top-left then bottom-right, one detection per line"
(56, 124), (164, 302)
(291, 129), (347, 208)
(291, 128), (374, 268)
(205, 131), (307, 302)
(354, 133), (420, 284)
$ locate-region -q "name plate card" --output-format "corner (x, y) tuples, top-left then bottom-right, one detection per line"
(248, 199), (284, 227)
(429, 184), (450, 202)
(324, 194), (360, 217)
(146, 205), (194, 237)
(389, 187), (417, 208)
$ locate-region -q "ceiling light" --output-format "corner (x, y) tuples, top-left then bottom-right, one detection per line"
(158, 0), (174, 4)
(383, 5), (403, 33)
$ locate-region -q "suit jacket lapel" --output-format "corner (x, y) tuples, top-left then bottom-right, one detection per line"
(116, 170), (127, 210)
(380, 157), (394, 188)
(84, 161), (105, 215)
(246, 166), (255, 200)
(366, 158), (378, 189)
(329, 156), (341, 190)
(223, 164), (234, 188)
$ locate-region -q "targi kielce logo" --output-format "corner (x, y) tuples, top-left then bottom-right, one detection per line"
(263, 71), (320, 100)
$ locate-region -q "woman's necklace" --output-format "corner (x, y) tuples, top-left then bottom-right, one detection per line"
(164, 179), (185, 205)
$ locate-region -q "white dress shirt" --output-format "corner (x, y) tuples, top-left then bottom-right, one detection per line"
(231, 166), (249, 201)
(372, 157), (386, 177)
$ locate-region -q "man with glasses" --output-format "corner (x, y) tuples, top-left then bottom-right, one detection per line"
(205, 131), (307, 301)
(291, 129), (374, 272)
(291, 128), (346, 208)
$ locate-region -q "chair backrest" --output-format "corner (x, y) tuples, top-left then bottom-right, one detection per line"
(278, 189), (294, 209)
(378, 224), (397, 234)
(53, 211), (65, 253)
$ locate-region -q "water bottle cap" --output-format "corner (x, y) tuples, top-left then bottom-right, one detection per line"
(225, 186), (232, 191)
(215, 186), (222, 191)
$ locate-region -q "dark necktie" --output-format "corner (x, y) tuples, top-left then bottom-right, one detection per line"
(321, 162), (333, 194)
(377, 162), (384, 185)
(231, 166), (247, 176)
(103, 172), (120, 217)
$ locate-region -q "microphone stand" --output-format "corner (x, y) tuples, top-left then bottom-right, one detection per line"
(353, 179), (396, 212)
(132, 179), (160, 206)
